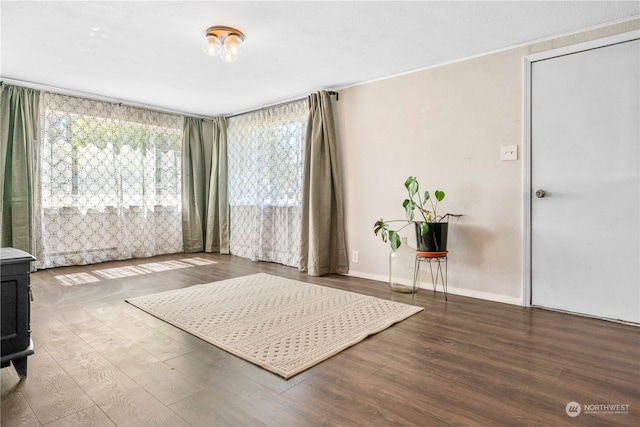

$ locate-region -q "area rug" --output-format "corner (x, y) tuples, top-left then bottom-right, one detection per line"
(126, 273), (423, 379)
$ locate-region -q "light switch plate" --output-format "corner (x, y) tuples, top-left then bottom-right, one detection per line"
(500, 145), (518, 161)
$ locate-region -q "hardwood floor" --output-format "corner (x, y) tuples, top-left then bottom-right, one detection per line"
(1, 253), (639, 426)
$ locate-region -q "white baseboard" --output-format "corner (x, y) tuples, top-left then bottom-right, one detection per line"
(347, 270), (521, 306)
(346, 270), (388, 283)
(442, 286), (521, 306)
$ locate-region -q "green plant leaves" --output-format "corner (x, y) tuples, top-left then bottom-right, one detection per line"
(375, 177), (451, 251)
(373, 219), (388, 241)
(403, 199), (415, 221)
(374, 220), (401, 250)
(405, 176), (419, 199)
(389, 230), (401, 251)
(418, 221), (429, 236)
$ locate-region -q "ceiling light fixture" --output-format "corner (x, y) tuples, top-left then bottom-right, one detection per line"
(202, 26), (245, 63)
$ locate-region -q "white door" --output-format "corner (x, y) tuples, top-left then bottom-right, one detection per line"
(529, 34), (640, 323)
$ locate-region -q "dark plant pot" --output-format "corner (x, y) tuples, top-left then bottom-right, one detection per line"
(415, 222), (448, 252)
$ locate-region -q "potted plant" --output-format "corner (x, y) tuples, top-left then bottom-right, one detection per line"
(373, 176), (459, 252)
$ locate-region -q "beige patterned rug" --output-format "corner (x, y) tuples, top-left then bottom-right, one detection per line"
(126, 273), (423, 379)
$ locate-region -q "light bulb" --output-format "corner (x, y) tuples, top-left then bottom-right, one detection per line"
(202, 35), (222, 56)
(223, 34), (243, 57)
(220, 51), (237, 63)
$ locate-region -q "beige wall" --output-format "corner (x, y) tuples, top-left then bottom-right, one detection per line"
(336, 19), (640, 304)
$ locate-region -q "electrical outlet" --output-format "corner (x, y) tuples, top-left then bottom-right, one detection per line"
(351, 250), (359, 263)
(500, 145), (518, 161)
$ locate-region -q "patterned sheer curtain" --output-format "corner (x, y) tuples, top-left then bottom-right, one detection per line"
(227, 100), (308, 267)
(35, 92), (183, 268)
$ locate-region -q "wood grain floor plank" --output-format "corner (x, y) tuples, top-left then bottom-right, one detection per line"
(282, 375), (411, 426)
(44, 305), (106, 333)
(11, 347), (95, 425)
(120, 361), (203, 406)
(58, 351), (143, 396)
(169, 388), (267, 427)
(59, 351), (188, 427)
(1, 362), (22, 396)
(43, 405), (117, 427)
(29, 306), (78, 346)
(36, 316), (97, 363)
(75, 325), (161, 370)
(167, 351), (314, 426)
(90, 385), (188, 427)
(1, 252), (637, 426)
(106, 317), (193, 362)
(0, 392), (42, 427)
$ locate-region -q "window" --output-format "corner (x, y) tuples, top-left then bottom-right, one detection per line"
(227, 100), (308, 267)
(41, 100), (181, 211)
(36, 92), (183, 268)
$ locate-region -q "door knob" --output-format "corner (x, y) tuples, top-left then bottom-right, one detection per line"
(535, 189), (546, 198)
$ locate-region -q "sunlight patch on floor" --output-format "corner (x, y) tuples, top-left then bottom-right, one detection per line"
(54, 272), (101, 286)
(54, 258), (218, 286)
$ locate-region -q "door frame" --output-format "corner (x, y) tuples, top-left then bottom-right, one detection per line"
(522, 30), (640, 307)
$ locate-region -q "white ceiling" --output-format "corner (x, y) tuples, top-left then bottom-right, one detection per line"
(1, 1), (638, 117)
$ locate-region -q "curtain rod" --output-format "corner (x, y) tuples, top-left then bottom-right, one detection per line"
(226, 91), (339, 119)
(2, 77), (339, 120)
(0, 77), (212, 120)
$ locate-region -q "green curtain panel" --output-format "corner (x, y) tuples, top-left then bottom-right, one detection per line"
(181, 117), (207, 252)
(205, 116), (229, 254)
(182, 116), (229, 253)
(0, 84), (40, 254)
(300, 91), (349, 276)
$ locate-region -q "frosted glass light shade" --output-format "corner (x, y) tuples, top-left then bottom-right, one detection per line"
(220, 51), (238, 63)
(202, 36), (222, 56)
(223, 35), (243, 56)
